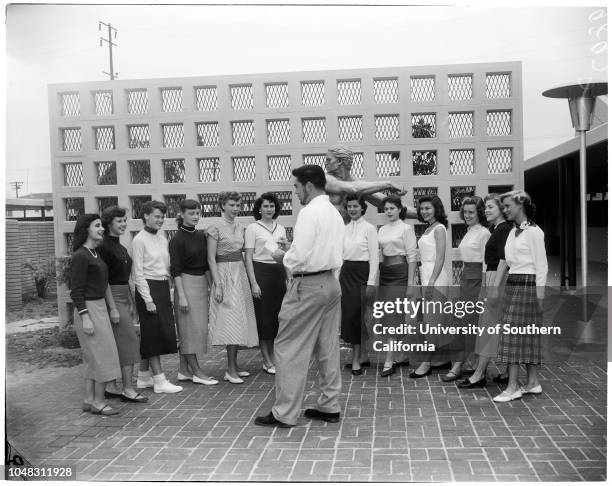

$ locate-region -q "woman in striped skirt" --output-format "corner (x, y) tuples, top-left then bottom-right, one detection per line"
(207, 192), (259, 384)
(70, 214), (122, 415)
(493, 190), (548, 403)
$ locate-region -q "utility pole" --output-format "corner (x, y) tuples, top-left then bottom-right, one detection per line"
(10, 181), (23, 198)
(99, 21), (118, 80)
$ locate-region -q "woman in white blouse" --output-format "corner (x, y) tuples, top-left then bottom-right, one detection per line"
(340, 195), (379, 376)
(493, 190), (548, 403)
(377, 195), (418, 377)
(245, 193), (288, 375)
(443, 196), (490, 382)
(410, 195), (450, 379)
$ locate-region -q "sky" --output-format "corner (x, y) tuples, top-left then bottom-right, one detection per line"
(5, 3), (608, 195)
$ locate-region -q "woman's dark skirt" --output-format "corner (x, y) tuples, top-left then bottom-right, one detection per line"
(375, 262), (410, 337)
(252, 261), (286, 340)
(340, 260), (370, 345)
(497, 274), (542, 365)
(135, 279), (178, 359)
(445, 262), (483, 362)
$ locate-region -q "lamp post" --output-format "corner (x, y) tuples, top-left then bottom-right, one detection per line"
(542, 81), (607, 289)
(542, 81), (607, 343)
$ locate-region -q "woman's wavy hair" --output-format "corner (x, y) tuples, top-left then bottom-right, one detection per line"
(345, 194), (367, 216)
(501, 190), (537, 222)
(382, 195), (407, 220)
(417, 195), (448, 228)
(460, 196), (487, 225)
(218, 191), (241, 209)
(253, 193), (281, 220)
(73, 213), (101, 252)
(176, 199), (201, 228)
(483, 193), (508, 222)
(101, 206), (127, 235)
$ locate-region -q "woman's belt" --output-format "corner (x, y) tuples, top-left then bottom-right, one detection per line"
(382, 255), (406, 266)
(462, 262), (483, 278)
(216, 251), (243, 263)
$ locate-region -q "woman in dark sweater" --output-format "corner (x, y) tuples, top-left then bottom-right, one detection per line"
(169, 199), (218, 385)
(70, 213), (121, 415)
(98, 206), (147, 403)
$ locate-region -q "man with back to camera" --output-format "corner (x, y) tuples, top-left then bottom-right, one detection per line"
(254, 164), (346, 427)
(323, 145), (417, 222)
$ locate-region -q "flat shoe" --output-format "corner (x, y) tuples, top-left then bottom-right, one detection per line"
(431, 361), (452, 370)
(457, 377), (487, 388)
(492, 374), (509, 384)
(409, 368), (432, 379)
(441, 371), (462, 382)
(82, 402), (92, 412)
(520, 384), (542, 394)
(380, 365), (396, 377)
(104, 390), (123, 399)
(193, 375), (219, 385)
(90, 404), (119, 416)
(223, 372), (244, 384)
(351, 368), (363, 376)
(262, 364), (276, 375)
(120, 392), (149, 403)
(344, 361), (371, 369)
(177, 372), (193, 381)
(237, 371), (250, 377)
(493, 389), (523, 403)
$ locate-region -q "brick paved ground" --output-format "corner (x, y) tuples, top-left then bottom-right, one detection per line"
(6, 345), (606, 482)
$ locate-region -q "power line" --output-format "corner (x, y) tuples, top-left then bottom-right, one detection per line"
(99, 21), (118, 80)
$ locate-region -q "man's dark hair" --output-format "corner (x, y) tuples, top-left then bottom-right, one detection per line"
(292, 165), (326, 190)
(140, 200), (167, 223)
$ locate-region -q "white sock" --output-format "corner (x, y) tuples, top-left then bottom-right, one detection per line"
(153, 373), (167, 385)
(138, 369), (152, 379)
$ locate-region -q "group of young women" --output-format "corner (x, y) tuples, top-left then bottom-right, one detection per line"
(69, 187), (547, 415)
(70, 192), (288, 415)
(340, 190), (548, 404)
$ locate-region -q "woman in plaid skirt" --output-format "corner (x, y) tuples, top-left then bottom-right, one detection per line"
(493, 191), (548, 403)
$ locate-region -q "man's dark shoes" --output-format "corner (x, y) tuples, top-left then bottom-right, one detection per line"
(304, 408), (340, 423)
(458, 377), (487, 388)
(254, 412), (292, 428)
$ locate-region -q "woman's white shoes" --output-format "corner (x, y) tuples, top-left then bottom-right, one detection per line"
(520, 384), (542, 394)
(493, 389), (523, 403)
(224, 372), (244, 384)
(263, 364), (276, 375)
(193, 375), (219, 385)
(177, 372), (192, 381)
(237, 371), (250, 377)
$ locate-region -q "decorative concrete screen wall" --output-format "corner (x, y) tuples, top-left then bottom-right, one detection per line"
(49, 62), (522, 323)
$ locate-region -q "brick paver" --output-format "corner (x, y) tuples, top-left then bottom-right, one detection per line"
(6, 344), (606, 482)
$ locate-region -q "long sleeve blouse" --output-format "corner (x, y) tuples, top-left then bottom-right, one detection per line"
(70, 247), (109, 314)
(504, 223), (548, 298)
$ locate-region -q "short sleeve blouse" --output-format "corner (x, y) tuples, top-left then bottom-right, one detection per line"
(206, 219), (246, 256)
(245, 221), (287, 263)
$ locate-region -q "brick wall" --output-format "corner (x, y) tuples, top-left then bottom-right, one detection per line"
(4, 221), (56, 307)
